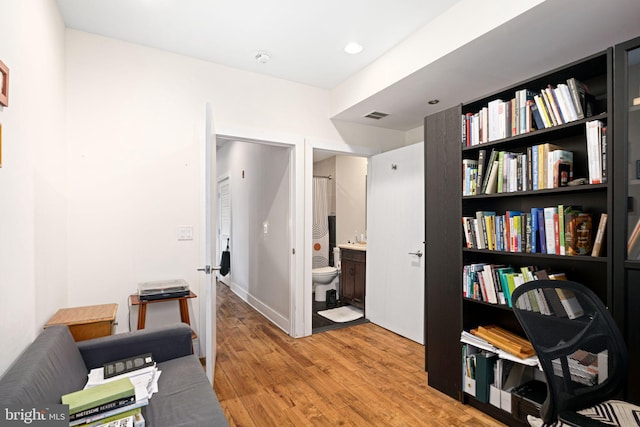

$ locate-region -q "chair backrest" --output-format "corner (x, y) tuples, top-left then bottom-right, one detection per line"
(511, 279), (628, 424)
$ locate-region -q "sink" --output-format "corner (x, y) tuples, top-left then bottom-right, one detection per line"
(339, 243), (367, 251)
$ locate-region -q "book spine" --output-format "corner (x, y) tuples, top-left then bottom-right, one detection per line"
(591, 213), (608, 257)
(69, 395), (136, 421)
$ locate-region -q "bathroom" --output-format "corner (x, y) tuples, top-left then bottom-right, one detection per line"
(312, 152), (368, 332)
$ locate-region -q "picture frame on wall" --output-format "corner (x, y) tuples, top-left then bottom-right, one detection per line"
(0, 59), (9, 107)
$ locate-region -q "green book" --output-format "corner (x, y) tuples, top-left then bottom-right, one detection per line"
(62, 377), (135, 415)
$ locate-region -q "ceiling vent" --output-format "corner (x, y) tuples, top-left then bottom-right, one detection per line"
(363, 111), (389, 120)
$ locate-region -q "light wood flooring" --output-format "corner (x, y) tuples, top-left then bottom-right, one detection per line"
(213, 282), (506, 426)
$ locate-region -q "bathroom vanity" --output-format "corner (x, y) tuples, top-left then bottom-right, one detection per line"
(338, 244), (366, 310)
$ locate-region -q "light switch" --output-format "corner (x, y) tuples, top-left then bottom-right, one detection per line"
(178, 225), (193, 241)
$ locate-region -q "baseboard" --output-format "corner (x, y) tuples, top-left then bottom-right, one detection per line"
(226, 281), (290, 334)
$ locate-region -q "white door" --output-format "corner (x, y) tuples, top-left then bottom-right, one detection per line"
(198, 103), (218, 382)
(366, 142), (424, 344)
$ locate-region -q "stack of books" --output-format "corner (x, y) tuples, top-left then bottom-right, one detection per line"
(62, 378), (144, 426)
(62, 354), (159, 426)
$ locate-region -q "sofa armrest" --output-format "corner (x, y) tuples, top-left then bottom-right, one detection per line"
(77, 323), (193, 369)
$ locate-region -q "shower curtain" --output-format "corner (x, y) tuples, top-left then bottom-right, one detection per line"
(312, 177), (330, 268)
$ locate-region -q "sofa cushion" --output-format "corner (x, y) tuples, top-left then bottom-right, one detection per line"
(0, 325), (88, 405)
(144, 355), (228, 426)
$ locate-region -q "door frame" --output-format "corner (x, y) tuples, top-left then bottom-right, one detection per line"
(212, 124), (304, 337)
(303, 138), (380, 336)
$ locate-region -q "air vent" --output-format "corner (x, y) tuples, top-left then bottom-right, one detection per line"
(363, 111), (389, 120)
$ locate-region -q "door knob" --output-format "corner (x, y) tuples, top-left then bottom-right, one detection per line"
(408, 250), (423, 258)
(197, 265), (222, 274)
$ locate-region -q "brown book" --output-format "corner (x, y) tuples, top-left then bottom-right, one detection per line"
(591, 213), (608, 257)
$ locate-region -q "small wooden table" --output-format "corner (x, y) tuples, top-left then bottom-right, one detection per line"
(129, 291), (198, 339)
(44, 304), (118, 341)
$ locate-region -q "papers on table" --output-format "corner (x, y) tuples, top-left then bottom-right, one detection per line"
(85, 364), (161, 402)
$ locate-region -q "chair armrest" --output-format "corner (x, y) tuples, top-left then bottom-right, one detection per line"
(77, 323), (193, 369)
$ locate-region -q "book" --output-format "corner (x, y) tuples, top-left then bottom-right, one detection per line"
(601, 126), (608, 184)
(586, 120), (603, 184)
(569, 213), (593, 256)
(481, 150), (499, 193)
(530, 101), (545, 130)
(536, 208), (546, 254)
(543, 207), (558, 255)
(550, 149), (573, 188)
(81, 408), (142, 427)
(541, 287), (567, 317)
(591, 213), (608, 257)
(62, 378), (135, 420)
(567, 77), (595, 119)
(555, 288), (585, 319)
(462, 159), (478, 196)
(476, 149), (487, 194)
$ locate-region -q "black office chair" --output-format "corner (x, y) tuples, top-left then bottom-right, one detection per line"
(511, 279), (640, 426)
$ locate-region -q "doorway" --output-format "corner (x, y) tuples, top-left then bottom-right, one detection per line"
(311, 151), (369, 333)
(215, 135), (297, 334)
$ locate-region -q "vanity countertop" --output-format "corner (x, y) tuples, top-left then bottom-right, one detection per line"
(338, 243), (367, 252)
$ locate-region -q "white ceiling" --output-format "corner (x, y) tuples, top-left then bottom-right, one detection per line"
(55, 0), (459, 90)
(56, 0), (640, 132)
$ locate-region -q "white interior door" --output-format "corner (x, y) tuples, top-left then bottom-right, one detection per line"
(199, 102), (218, 382)
(366, 142), (424, 344)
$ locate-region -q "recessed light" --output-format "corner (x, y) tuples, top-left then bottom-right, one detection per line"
(344, 43), (363, 55)
(428, 99), (440, 105)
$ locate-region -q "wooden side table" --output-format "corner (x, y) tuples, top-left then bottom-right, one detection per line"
(44, 304), (118, 341)
(129, 291), (198, 339)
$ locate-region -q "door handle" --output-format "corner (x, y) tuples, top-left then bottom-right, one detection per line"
(197, 265), (222, 274)
(408, 250), (423, 258)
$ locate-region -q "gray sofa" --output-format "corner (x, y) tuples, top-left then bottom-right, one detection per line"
(0, 323), (228, 426)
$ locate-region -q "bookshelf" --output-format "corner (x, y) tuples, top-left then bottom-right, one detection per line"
(425, 48), (614, 425)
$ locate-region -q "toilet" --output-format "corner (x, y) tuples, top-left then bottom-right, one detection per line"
(312, 248), (341, 302)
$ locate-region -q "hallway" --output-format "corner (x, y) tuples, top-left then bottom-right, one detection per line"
(213, 282), (505, 426)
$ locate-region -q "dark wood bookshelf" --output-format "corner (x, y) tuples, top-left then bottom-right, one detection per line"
(424, 44), (620, 424)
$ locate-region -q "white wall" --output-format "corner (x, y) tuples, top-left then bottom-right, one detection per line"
(336, 156), (368, 245)
(0, 0), (67, 374)
(216, 141), (291, 330)
(65, 30), (373, 336)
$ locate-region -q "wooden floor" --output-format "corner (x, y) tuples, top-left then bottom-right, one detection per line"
(213, 282), (506, 427)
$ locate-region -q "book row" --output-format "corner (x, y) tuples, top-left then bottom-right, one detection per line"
(462, 77), (595, 147)
(462, 263), (583, 321)
(462, 208), (607, 257)
(462, 120), (607, 196)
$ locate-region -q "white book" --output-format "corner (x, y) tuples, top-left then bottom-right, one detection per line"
(544, 207), (558, 255)
(586, 120), (603, 184)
